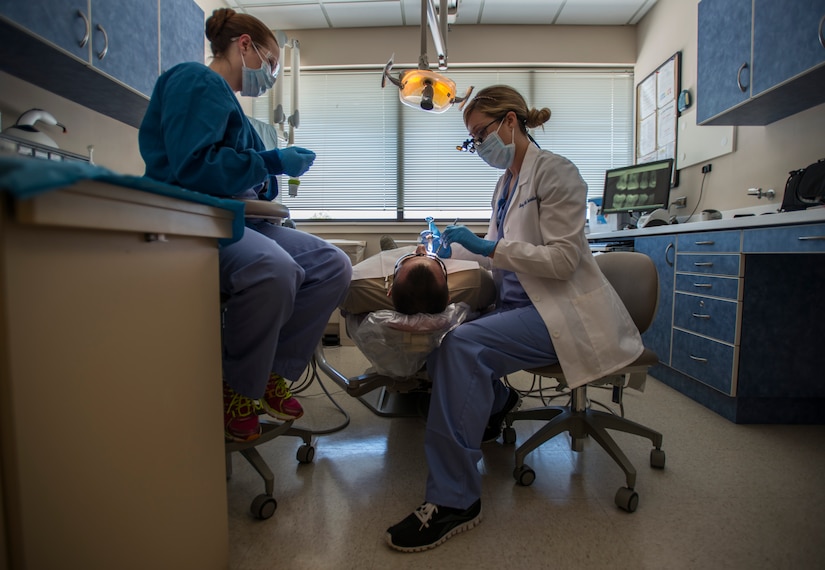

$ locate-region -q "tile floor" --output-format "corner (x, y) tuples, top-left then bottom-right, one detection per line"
(226, 345), (825, 569)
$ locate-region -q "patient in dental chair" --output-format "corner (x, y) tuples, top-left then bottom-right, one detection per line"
(340, 243), (496, 378)
(341, 243), (496, 316)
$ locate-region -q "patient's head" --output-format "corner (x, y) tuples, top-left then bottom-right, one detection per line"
(390, 245), (449, 315)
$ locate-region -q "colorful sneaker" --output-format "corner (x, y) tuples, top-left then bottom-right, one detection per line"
(482, 387), (521, 443)
(259, 374), (304, 421)
(386, 500), (482, 552)
(223, 382), (261, 443)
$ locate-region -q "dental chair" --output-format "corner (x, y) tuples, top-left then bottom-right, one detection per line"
(314, 305), (472, 417)
(503, 251), (665, 512)
(224, 199), (316, 520)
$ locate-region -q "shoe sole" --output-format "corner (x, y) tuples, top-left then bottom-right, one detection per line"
(258, 401), (304, 422)
(224, 429), (262, 443)
(385, 512), (482, 553)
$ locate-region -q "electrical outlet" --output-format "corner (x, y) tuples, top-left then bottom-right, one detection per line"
(672, 196), (687, 208)
(702, 163), (712, 173)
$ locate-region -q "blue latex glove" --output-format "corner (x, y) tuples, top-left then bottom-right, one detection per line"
(259, 146), (316, 177)
(442, 225), (498, 257)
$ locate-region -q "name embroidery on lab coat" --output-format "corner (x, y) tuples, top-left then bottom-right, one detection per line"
(518, 196), (538, 208)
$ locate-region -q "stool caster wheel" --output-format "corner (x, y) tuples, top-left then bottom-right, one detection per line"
(650, 448), (666, 469)
(251, 494), (277, 520)
(296, 444), (315, 464)
(502, 427), (517, 445)
(513, 464), (535, 486)
(615, 487), (638, 512)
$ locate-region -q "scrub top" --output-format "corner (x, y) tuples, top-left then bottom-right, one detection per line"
(139, 62), (275, 200)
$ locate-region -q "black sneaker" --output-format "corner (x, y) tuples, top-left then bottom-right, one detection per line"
(482, 387), (521, 443)
(386, 500), (482, 552)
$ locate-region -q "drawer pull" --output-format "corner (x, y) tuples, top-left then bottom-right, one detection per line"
(797, 235), (825, 241)
(693, 262), (714, 267)
(694, 240), (715, 246)
(77, 10), (90, 48)
(691, 313), (711, 320)
(689, 354), (708, 363)
(736, 62), (749, 93)
(96, 23), (109, 60)
(693, 283), (712, 288)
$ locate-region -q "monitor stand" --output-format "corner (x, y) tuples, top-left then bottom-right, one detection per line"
(606, 211), (634, 231)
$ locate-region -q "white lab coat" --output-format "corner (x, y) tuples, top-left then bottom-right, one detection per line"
(457, 144), (643, 388)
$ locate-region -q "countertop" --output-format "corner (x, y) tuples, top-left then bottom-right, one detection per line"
(587, 207), (825, 241)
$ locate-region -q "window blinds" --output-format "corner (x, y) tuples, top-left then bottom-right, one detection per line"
(260, 68), (633, 221)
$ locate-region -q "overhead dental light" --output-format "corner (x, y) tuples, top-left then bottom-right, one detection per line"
(382, 0), (473, 113)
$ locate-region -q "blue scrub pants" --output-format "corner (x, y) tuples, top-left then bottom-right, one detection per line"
(219, 220), (352, 398)
(424, 304), (557, 509)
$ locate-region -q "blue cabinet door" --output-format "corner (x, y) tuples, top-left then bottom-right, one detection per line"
(752, 0), (825, 96)
(91, 0), (158, 96)
(696, 0), (753, 123)
(633, 235), (675, 365)
(161, 0), (204, 74)
(0, 0), (90, 60)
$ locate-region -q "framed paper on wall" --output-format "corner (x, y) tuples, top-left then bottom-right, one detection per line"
(636, 51), (681, 187)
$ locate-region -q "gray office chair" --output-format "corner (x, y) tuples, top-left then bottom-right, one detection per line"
(503, 251), (665, 512)
(224, 199), (316, 520)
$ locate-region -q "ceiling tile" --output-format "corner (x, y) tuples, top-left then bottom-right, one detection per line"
(325, 1), (404, 28)
(245, 5), (331, 30)
(478, 1), (565, 26)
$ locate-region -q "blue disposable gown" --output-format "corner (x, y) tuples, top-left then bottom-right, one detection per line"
(139, 62), (275, 199)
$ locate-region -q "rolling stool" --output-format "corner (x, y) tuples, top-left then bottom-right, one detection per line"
(223, 199), (316, 519)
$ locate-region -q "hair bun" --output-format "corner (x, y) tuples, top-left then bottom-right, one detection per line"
(205, 7), (235, 42)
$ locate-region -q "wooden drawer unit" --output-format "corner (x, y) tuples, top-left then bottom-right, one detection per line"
(671, 329), (737, 395)
(743, 222), (825, 253)
(674, 273), (740, 300)
(673, 293), (739, 345)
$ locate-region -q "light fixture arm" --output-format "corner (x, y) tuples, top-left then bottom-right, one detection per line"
(422, 0), (449, 70)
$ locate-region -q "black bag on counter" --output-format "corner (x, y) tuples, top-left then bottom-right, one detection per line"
(781, 158), (825, 211)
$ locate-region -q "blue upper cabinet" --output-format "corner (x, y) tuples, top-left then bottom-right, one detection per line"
(0, 0), (204, 126)
(92, 0), (159, 97)
(697, 0), (825, 125)
(0, 0), (90, 61)
(696, 0), (752, 125)
(752, 0), (825, 95)
(161, 0), (204, 74)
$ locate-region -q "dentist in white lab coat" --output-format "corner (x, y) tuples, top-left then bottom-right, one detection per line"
(386, 85), (643, 553)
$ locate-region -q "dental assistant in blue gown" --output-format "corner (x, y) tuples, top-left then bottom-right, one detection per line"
(385, 85), (644, 552)
(139, 7), (351, 443)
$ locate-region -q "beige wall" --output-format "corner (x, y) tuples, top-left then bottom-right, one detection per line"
(636, 0), (825, 213)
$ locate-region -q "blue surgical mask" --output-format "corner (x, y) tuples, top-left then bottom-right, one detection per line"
(240, 43), (275, 97)
(476, 120), (515, 170)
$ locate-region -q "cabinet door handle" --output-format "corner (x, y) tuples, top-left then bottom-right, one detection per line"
(736, 62), (749, 93)
(76, 10), (90, 48)
(689, 354), (709, 363)
(96, 24), (109, 60)
(819, 14), (825, 49)
(694, 262), (714, 267)
(691, 313), (711, 320)
(693, 283), (712, 288)
(664, 242), (675, 267)
(798, 235), (825, 241)
(694, 240), (715, 246)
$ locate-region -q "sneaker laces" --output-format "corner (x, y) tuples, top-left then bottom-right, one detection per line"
(265, 375), (293, 399)
(413, 503), (438, 530)
(226, 392), (256, 418)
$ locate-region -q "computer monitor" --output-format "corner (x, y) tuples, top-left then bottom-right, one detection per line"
(600, 159), (674, 216)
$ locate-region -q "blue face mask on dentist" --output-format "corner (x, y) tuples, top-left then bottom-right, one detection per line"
(477, 119), (515, 170)
(240, 43), (276, 98)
